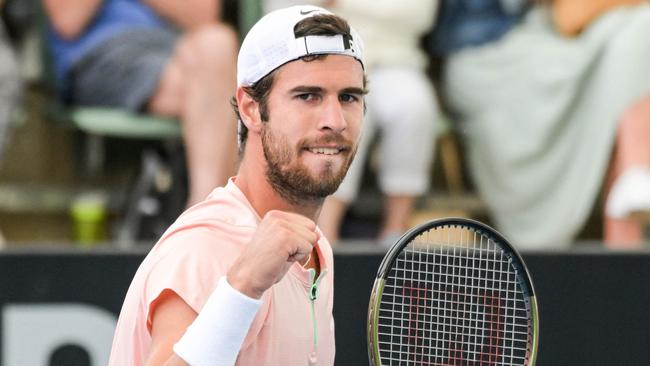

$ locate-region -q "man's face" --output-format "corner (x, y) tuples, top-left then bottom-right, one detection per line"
(261, 55), (365, 205)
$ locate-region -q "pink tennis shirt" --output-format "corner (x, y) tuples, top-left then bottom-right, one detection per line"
(109, 178), (336, 365)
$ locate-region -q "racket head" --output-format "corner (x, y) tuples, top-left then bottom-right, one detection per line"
(367, 217), (539, 366)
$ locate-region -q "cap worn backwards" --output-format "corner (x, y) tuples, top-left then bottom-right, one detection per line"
(237, 5), (365, 87)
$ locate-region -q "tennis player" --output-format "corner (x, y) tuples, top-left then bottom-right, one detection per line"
(108, 5), (366, 366)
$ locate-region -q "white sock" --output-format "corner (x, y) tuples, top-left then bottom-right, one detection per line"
(606, 166), (650, 219)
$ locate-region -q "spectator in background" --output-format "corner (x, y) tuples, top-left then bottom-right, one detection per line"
(0, 7), (22, 167)
(266, 0), (440, 247)
(429, 0), (650, 249)
(43, 0), (239, 207)
(0, 4), (23, 248)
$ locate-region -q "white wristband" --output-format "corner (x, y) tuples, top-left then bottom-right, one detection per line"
(173, 276), (262, 366)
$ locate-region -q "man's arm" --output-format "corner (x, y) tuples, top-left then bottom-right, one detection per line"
(146, 291), (196, 366)
(145, 210), (318, 366)
(43, 0), (103, 40)
(143, 0), (222, 31)
(146, 279), (264, 366)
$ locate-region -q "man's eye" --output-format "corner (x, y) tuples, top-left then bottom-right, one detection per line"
(297, 93), (317, 101)
(340, 94), (359, 103)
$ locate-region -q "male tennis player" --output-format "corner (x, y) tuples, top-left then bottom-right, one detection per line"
(108, 5), (366, 366)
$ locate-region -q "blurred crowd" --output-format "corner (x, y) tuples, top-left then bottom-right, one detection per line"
(1, 0), (649, 250)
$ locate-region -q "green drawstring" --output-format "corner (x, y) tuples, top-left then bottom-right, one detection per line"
(307, 267), (329, 359)
(308, 268), (318, 347)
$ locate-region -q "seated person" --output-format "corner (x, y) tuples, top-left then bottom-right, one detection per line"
(429, 0), (650, 248)
(0, 15), (21, 166)
(0, 11), (23, 247)
(44, 0), (239, 206)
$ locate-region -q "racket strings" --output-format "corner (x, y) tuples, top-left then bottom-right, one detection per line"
(377, 225), (531, 365)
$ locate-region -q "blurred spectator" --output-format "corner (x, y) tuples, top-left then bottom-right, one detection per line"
(0, 2), (24, 248)
(0, 7), (22, 166)
(43, 0), (239, 206)
(429, 0), (650, 248)
(266, 0), (440, 247)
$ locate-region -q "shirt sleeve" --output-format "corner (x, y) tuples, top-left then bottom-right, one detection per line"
(143, 222), (273, 352)
(144, 226), (234, 330)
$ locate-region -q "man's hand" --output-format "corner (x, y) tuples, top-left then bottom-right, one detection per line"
(227, 210), (319, 299)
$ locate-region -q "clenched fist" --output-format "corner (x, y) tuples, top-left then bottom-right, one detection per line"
(227, 210), (320, 299)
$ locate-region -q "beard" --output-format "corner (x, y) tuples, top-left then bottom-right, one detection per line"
(261, 124), (357, 206)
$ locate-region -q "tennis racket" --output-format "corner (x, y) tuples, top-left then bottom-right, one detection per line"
(367, 217), (539, 366)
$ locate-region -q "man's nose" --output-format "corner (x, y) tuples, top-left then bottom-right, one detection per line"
(318, 97), (347, 133)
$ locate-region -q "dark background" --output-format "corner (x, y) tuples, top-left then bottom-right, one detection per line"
(1, 247), (649, 365)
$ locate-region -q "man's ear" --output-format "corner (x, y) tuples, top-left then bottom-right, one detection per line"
(236, 87), (263, 134)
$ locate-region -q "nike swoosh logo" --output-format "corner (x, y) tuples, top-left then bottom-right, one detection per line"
(300, 9), (318, 15)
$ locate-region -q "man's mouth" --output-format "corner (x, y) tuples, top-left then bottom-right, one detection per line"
(307, 147), (343, 155)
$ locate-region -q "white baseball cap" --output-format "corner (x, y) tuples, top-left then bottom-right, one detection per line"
(237, 5), (365, 87)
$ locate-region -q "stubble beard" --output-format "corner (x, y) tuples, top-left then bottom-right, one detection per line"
(261, 125), (356, 206)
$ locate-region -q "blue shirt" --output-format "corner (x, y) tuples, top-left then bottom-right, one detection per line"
(428, 0), (531, 56)
(47, 0), (167, 83)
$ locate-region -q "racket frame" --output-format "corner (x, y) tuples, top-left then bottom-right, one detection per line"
(367, 217), (539, 366)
